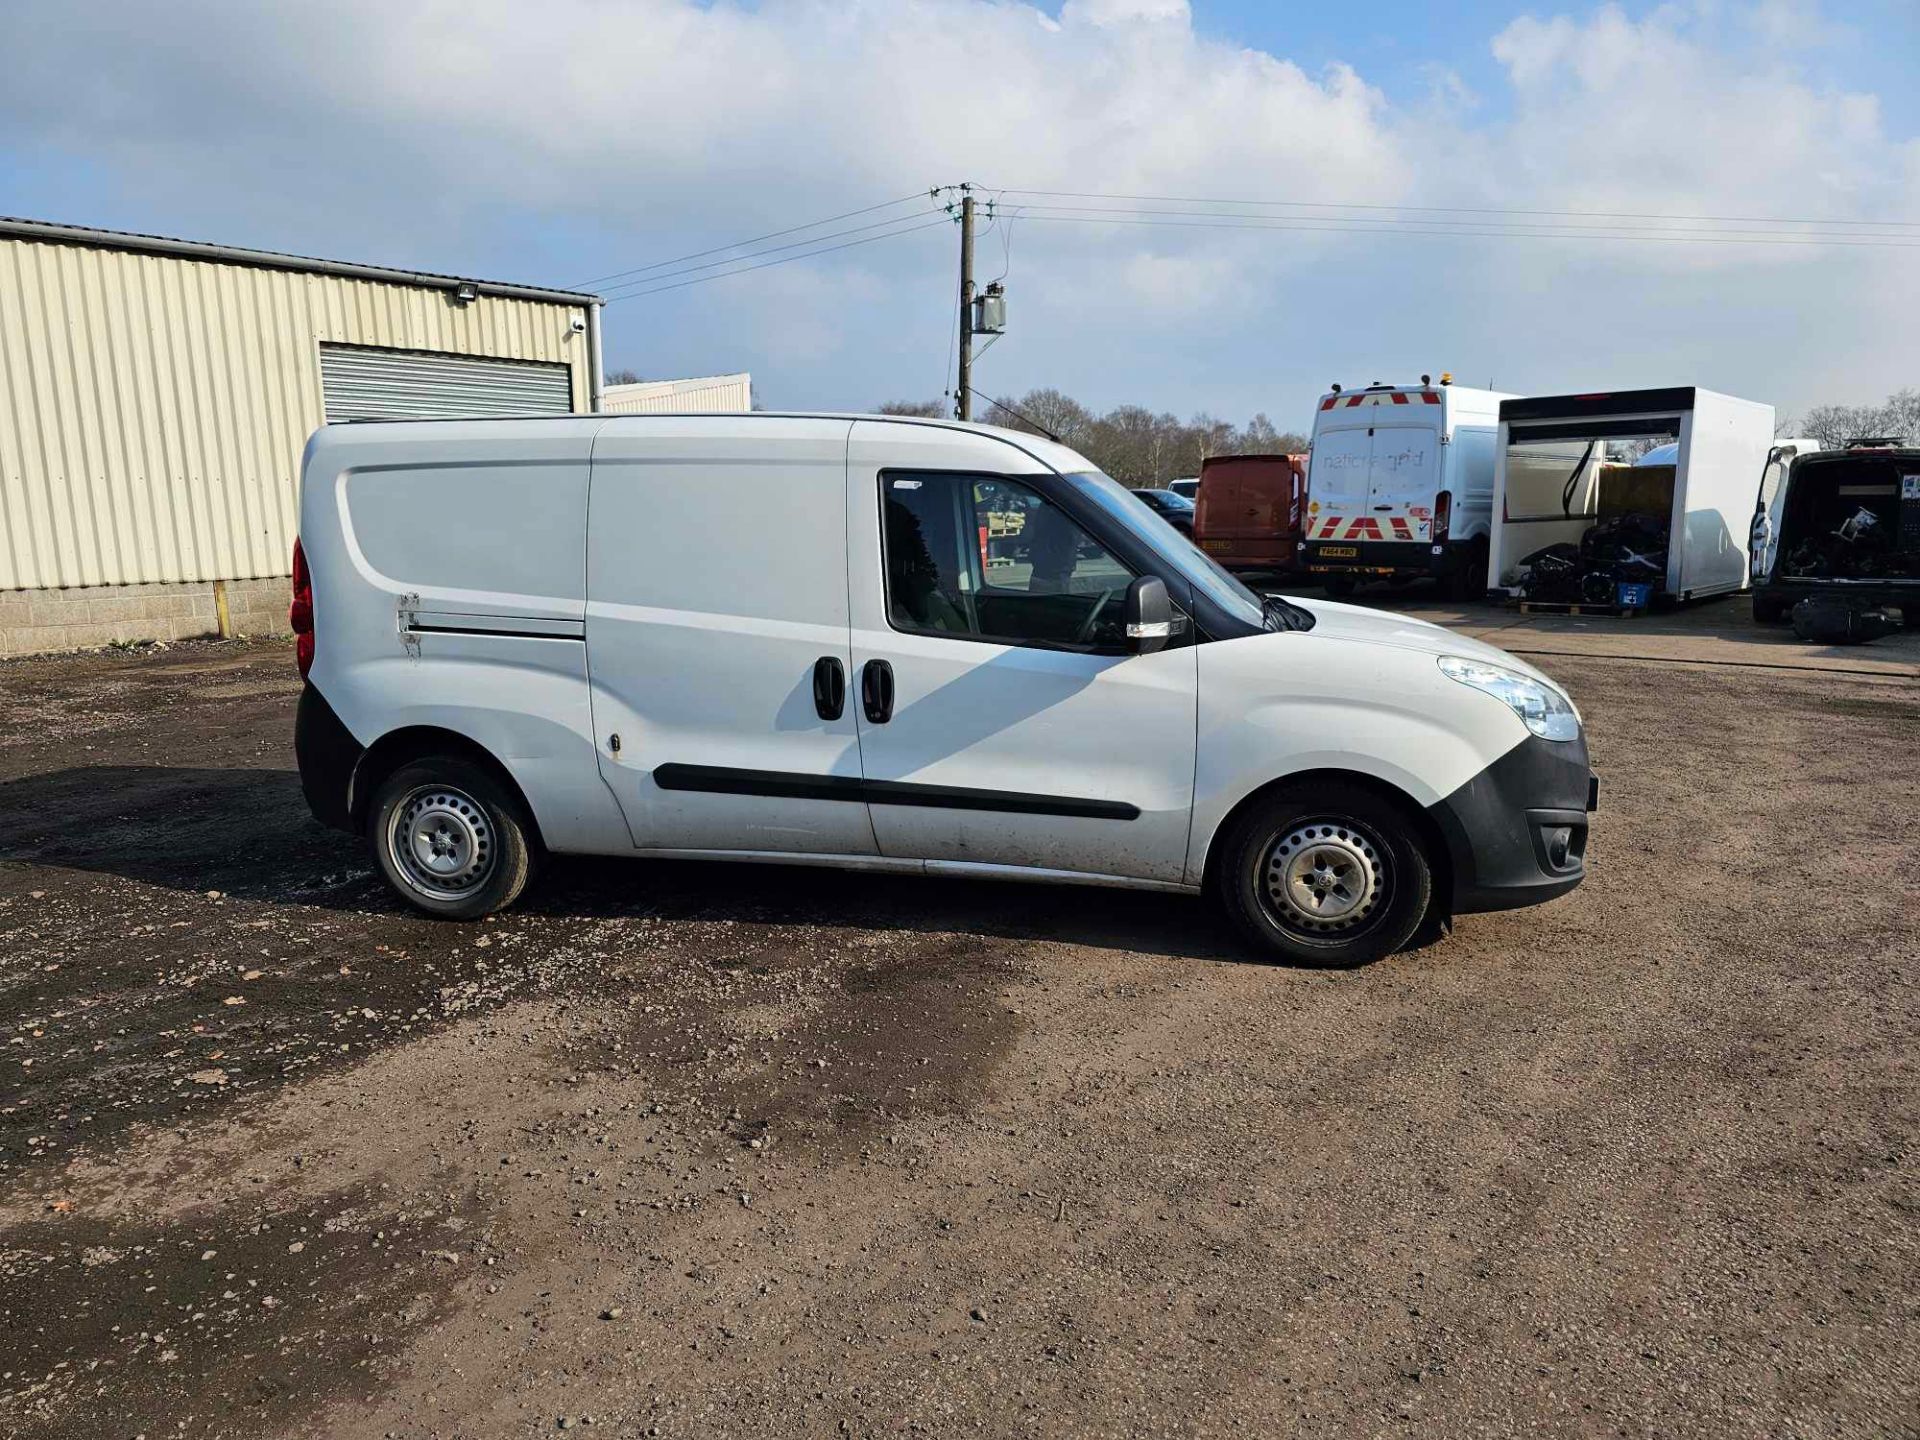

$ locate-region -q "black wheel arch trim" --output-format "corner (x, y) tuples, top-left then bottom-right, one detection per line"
(294, 683), (547, 848)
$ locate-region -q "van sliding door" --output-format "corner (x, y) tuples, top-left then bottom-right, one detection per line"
(582, 417), (877, 856)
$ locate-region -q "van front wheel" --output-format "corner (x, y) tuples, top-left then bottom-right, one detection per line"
(1214, 783), (1433, 967)
(370, 759), (534, 920)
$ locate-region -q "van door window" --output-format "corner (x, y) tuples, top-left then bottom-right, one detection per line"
(1758, 453), (1789, 514)
(882, 473), (1133, 649)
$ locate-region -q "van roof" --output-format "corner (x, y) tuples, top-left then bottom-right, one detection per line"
(1317, 383), (1511, 413)
(317, 411), (1099, 476)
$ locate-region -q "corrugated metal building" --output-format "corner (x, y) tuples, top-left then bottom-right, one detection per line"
(0, 217), (603, 656)
(602, 372), (752, 414)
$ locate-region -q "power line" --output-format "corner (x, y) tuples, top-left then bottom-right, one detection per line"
(574, 189), (944, 289)
(990, 185), (1920, 232)
(1004, 208), (1920, 249)
(605, 216), (952, 302)
(598, 205), (950, 296)
(1004, 200), (1920, 244)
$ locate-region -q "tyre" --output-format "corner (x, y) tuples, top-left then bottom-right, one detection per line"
(370, 757), (535, 920)
(1752, 593), (1788, 624)
(1213, 782), (1434, 967)
(1444, 540), (1490, 603)
(1322, 576), (1358, 599)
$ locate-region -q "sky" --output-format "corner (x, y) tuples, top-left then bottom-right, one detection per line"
(3, 0), (1917, 430)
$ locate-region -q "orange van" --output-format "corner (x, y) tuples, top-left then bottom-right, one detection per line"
(1193, 453), (1307, 576)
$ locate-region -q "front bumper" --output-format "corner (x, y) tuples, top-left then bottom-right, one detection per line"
(1427, 731), (1597, 914)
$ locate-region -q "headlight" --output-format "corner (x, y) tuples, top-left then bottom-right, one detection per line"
(1437, 655), (1581, 742)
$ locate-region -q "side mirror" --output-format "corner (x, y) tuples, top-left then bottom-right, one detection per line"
(1125, 575), (1172, 654)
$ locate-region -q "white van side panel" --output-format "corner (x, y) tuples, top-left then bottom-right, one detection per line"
(1446, 416), (1500, 543)
(583, 417), (877, 855)
(302, 421), (631, 855)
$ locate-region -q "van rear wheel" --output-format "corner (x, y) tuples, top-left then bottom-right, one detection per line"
(1214, 783), (1433, 967)
(370, 758), (534, 920)
(1444, 540), (1489, 603)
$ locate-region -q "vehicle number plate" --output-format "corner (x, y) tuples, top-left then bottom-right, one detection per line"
(1201, 540), (1231, 552)
(1319, 545), (1358, 558)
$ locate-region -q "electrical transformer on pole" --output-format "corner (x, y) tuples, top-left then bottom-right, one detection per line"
(952, 185), (1007, 423)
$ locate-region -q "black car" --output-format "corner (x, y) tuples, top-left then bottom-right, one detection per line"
(1751, 439), (1920, 623)
(1133, 487), (1195, 537)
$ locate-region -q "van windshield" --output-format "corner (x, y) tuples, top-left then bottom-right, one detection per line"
(1059, 470), (1267, 629)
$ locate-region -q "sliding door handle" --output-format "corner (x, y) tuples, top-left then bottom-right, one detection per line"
(812, 656), (846, 721)
(861, 658), (895, 724)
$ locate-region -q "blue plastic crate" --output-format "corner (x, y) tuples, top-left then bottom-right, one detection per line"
(1615, 581), (1652, 609)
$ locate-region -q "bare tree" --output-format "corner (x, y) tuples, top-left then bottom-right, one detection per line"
(1799, 388), (1919, 447)
(875, 399), (946, 417)
(883, 388), (1312, 485)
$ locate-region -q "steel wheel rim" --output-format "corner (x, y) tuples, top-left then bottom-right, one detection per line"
(387, 785), (495, 902)
(1260, 820), (1389, 939)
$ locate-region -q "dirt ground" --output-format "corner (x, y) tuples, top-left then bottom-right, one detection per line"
(0, 610), (1915, 1439)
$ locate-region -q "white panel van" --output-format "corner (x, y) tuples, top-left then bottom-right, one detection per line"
(293, 414), (1596, 967)
(1301, 380), (1512, 599)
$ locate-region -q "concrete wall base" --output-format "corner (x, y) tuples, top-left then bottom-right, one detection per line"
(0, 578), (289, 659)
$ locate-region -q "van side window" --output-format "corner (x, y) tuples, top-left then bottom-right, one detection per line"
(882, 473), (1134, 649)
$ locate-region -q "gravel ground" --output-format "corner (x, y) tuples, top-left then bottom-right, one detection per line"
(0, 634), (1914, 1439)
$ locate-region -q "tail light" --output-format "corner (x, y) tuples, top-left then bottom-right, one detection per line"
(290, 537), (315, 677)
(1432, 491), (1452, 541)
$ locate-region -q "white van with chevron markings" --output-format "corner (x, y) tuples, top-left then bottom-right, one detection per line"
(293, 413), (1595, 968)
(1303, 378), (1512, 599)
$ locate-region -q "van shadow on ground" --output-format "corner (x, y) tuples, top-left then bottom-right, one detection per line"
(0, 763), (1241, 962)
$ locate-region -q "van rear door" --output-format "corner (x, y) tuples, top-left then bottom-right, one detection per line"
(1305, 424), (1371, 541)
(1365, 419), (1441, 542)
(583, 416), (878, 856)
(1194, 457), (1294, 552)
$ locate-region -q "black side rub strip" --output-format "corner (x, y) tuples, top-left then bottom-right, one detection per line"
(407, 623), (586, 642)
(651, 763), (1139, 821)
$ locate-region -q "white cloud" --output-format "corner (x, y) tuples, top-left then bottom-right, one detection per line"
(0, 0), (1913, 416)
(1062, 0), (1193, 24)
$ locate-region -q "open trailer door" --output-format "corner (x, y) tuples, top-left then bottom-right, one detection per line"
(1491, 387), (1774, 610)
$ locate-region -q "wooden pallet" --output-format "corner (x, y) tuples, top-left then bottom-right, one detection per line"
(1516, 600), (1647, 618)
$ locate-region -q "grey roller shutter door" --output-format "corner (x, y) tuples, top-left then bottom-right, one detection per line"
(320, 344), (574, 421)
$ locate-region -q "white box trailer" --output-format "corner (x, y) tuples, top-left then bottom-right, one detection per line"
(1490, 387), (1776, 607)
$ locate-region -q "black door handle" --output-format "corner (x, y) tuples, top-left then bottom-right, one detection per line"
(861, 658), (894, 724)
(812, 656), (846, 721)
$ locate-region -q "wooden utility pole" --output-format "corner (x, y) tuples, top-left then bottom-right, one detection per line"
(956, 191), (975, 421)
